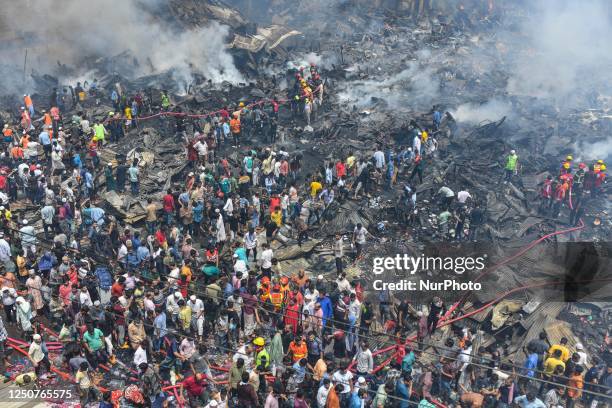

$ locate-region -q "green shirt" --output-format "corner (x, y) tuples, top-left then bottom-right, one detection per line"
(438, 211), (451, 225)
(202, 265), (220, 277)
(83, 328), (104, 351)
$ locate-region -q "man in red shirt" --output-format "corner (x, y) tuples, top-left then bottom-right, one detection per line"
(180, 373), (208, 405)
(162, 189), (175, 225)
(111, 296), (127, 348)
(111, 276), (125, 297)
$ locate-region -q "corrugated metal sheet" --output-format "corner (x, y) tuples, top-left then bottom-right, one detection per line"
(545, 320), (578, 351)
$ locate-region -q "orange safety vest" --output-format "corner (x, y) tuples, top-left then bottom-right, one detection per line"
(11, 146), (23, 159)
(3, 129), (13, 138)
(230, 118), (241, 134)
(43, 113), (52, 126)
(24, 95), (32, 107)
(289, 342), (307, 361)
(270, 291), (283, 309)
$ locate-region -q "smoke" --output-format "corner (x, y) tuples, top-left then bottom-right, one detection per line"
(337, 62), (440, 110)
(451, 99), (513, 124)
(286, 52), (339, 72)
(0, 0), (243, 94)
(576, 139), (612, 162)
(505, 0), (612, 108)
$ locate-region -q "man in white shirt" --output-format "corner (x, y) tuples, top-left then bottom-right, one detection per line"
(352, 223), (371, 259)
(260, 243), (273, 277)
(0, 232), (11, 266)
(166, 292), (182, 324)
(133, 341), (147, 367)
(188, 295), (205, 339)
(336, 273), (352, 293)
(457, 189), (472, 204)
(233, 254), (247, 275)
(332, 368), (353, 394)
(373, 149), (385, 169)
(317, 380), (331, 408)
(413, 133), (422, 155)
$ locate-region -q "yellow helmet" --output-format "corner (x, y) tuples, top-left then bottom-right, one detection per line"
(601, 164), (607, 171)
(253, 337), (265, 347)
(597, 159), (604, 164)
(563, 162), (570, 169)
(566, 155), (573, 161)
(239, 102), (245, 107)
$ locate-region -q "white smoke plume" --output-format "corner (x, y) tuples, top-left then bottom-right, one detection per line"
(505, 0), (612, 107)
(451, 99), (513, 124)
(337, 62), (440, 110)
(0, 0), (243, 94)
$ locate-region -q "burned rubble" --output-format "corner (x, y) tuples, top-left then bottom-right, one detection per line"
(0, 0), (609, 406)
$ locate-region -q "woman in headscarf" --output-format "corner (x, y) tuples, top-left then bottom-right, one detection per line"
(15, 296), (32, 335)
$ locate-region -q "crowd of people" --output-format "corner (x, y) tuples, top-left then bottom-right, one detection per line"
(0, 61), (608, 408)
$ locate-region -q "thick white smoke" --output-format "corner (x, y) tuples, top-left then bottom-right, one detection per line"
(0, 0), (243, 94)
(452, 99), (513, 124)
(337, 62), (440, 110)
(505, 0), (612, 106)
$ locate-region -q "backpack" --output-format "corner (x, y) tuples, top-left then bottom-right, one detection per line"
(95, 266), (113, 290)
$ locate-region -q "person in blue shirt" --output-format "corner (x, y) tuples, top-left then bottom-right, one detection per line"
(433, 107), (442, 130)
(136, 243), (150, 263)
(402, 347), (416, 374)
(72, 152), (83, 169)
(153, 309), (167, 352)
(233, 244), (248, 263)
(192, 200), (204, 236)
(349, 382), (367, 408)
(523, 346), (539, 378)
(514, 392), (546, 408)
(292, 358), (307, 384)
(38, 129), (51, 152)
(84, 168), (94, 198)
(395, 373), (413, 408)
(317, 291), (333, 328)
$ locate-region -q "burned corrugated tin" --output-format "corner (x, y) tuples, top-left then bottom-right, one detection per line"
(230, 25), (302, 54)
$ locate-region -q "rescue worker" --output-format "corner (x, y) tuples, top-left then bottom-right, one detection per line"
(93, 122), (107, 144)
(538, 175), (553, 214)
(572, 163), (586, 202)
(253, 337), (270, 370)
(552, 180), (569, 218)
(269, 284), (284, 313)
(23, 94), (34, 116)
(504, 149), (518, 182)
(161, 91), (170, 110)
(230, 114), (241, 148)
(594, 163), (606, 197)
(560, 155), (573, 175)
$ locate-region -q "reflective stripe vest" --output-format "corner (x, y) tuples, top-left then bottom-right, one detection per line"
(289, 342), (307, 361)
(506, 154), (518, 171)
(256, 349), (270, 368)
(270, 291), (283, 310)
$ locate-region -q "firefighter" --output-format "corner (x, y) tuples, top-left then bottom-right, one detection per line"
(269, 284), (284, 312)
(560, 155), (573, 175)
(538, 175), (553, 214)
